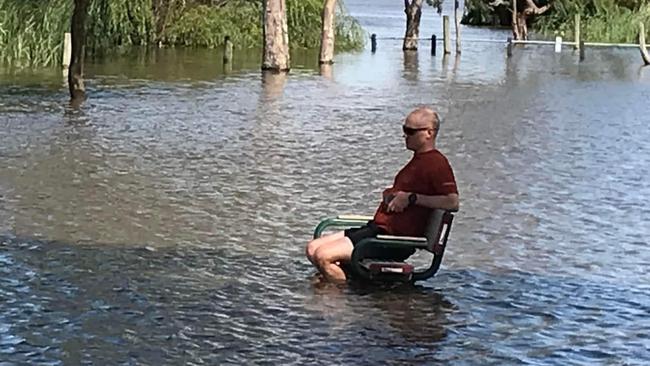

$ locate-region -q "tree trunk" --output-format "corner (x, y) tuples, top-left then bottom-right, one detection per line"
(403, 0), (424, 51)
(454, 0), (462, 54)
(511, 0), (521, 40)
(319, 0), (337, 64)
(640, 22), (650, 66)
(518, 12), (528, 40)
(511, 0), (552, 40)
(263, 0), (290, 71)
(68, 0), (89, 103)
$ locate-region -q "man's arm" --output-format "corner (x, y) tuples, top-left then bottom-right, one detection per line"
(386, 192), (459, 213)
(411, 192), (459, 211)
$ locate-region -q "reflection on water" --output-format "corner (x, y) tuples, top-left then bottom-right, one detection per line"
(2, 2), (650, 363)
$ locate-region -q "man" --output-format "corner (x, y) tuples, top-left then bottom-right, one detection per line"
(306, 106), (459, 283)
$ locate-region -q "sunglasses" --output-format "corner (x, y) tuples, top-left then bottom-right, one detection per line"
(402, 125), (431, 136)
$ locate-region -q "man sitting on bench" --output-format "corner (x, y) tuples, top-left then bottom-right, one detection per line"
(305, 106), (459, 283)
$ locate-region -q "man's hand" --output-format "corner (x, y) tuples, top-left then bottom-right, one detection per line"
(386, 191), (410, 213)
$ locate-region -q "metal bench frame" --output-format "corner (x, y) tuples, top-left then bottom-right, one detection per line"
(313, 209), (455, 283)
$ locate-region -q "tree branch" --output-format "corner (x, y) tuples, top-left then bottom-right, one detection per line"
(523, 0), (552, 15)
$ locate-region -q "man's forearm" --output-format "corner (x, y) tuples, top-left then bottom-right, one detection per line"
(413, 193), (459, 211)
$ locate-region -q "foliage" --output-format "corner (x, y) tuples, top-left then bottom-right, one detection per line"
(535, 0), (650, 43)
(436, 0), (650, 43)
(0, 0), (72, 67)
(0, 0), (364, 67)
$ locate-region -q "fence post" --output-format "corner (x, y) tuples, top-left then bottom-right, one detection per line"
(554, 36), (562, 53)
(443, 16), (451, 54)
(431, 34), (437, 56)
(574, 14), (581, 50)
(507, 37), (513, 58)
(371, 33), (377, 53)
(63, 32), (72, 68)
(223, 35), (233, 64)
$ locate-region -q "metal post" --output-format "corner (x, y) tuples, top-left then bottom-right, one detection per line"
(554, 36), (562, 53)
(579, 40), (585, 62)
(431, 34), (437, 56)
(371, 33), (377, 53)
(507, 37), (513, 58)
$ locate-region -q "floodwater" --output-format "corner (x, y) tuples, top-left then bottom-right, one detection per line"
(1, 0), (649, 364)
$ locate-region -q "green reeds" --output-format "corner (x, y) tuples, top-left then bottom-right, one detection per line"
(0, 0), (71, 67)
(0, 0), (364, 68)
(535, 0), (650, 43)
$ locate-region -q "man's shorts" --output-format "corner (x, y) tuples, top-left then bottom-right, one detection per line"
(344, 221), (415, 261)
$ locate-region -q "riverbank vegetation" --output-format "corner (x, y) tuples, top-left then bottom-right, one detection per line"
(0, 0), (364, 67)
(460, 0), (649, 43)
(535, 0), (650, 43)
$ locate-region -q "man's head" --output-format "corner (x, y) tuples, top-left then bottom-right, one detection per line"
(403, 107), (440, 153)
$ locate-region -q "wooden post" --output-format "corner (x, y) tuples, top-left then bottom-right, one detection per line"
(640, 22), (650, 66)
(262, 0), (290, 71)
(431, 34), (437, 56)
(579, 40), (585, 62)
(319, 0), (337, 64)
(69, 0), (89, 103)
(371, 33), (377, 53)
(574, 14), (581, 50)
(63, 33), (72, 68)
(507, 37), (513, 57)
(223, 36), (233, 64)
(443, 15), (451, 54)
(454, 0), (461, 54)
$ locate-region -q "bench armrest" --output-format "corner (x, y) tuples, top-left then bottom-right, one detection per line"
(375, 235), (427, 243)
(313, 215), (372, 239)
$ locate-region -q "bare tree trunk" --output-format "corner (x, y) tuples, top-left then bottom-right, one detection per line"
(319, 0), (337, 64)
(518, 12), (528, 40)
(454, 0), (461, 54)
(511, 0), (521, 40)
(263, 0), (290, 71)
(403, 0), (424, 51)
(69, 0), (89, 103)
(512, 0), (553, 40)
(640, 22), (650, 66)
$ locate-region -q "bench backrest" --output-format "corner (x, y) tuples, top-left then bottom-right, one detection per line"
(423, 209), (454, 255)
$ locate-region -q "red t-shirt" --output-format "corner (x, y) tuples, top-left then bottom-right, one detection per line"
(373, 149), (458, 236)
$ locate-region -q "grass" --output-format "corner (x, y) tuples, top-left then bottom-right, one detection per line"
(532, 0), (650, 43)
(0, 0), (364, 68)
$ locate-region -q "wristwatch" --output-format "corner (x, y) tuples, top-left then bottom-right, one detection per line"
(408, 193), (417, 206)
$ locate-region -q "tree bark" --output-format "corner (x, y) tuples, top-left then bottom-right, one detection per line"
(263, 0), (290, 71)
(511, 0), (521, 40)
(640, 22), (650, 66)
(455, 0), (462, 54)
(403, 0), (424, 51)
(512, 0), (552, 40)
(319, 0), (337, 64)
(69, 0), (89, 103)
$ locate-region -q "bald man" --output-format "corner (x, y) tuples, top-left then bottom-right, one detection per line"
(306, 107), (459, 283)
